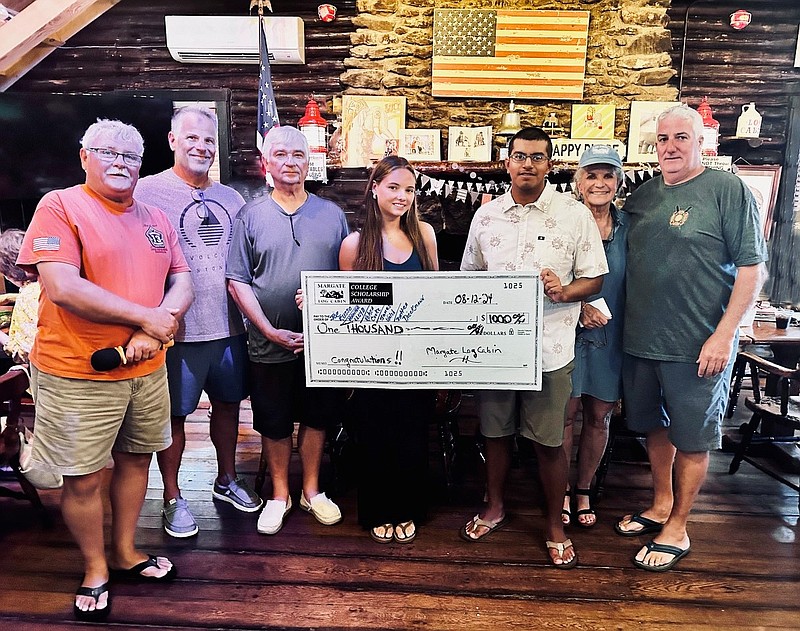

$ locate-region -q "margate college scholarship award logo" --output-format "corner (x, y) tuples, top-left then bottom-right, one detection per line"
(315, 282), (347, 305)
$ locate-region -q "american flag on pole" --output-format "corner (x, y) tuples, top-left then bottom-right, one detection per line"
(256, 16), (280, 152)
(432, 9), (590, 100)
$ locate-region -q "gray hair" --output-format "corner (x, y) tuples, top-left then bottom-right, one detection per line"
(571, 164), (624, 200)
(0, 229), (28, 284)
(80, 119), (144, 155)
(171, 105), (218, 134)
(260, 126), (308, 158)
(657, 104), (704, 140)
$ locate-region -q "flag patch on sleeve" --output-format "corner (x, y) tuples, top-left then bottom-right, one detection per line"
(32, 236), (61, 251)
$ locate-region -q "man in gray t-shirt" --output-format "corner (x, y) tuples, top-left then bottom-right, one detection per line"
(227, 126), (349, 536)
(615, 105), (767, 572)
(136, 105), (262, 539)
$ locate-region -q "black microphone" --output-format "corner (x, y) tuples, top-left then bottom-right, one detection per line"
(91, 339), (174, 372)
(91, 346), (127, 371)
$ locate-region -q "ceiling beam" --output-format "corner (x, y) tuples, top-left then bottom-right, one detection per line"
(0, 0), (122, 91)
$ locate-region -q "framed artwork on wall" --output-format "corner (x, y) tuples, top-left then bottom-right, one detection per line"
(735, 164), (782, 240)
(398, 129), (441, 162)
(795, 25), (800, 67)
(447, 125), (492, 162)
(571, 104), (615, 139)
(341, 95), (406, 167)
(627, 101), (678, 163)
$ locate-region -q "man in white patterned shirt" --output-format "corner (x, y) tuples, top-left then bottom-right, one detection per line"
(459, 127), (607, 569)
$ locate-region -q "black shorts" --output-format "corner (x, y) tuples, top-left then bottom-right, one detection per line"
(249, 359), (344, 440)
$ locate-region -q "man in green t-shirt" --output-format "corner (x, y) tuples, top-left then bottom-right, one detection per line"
(616, 104), (767, 571)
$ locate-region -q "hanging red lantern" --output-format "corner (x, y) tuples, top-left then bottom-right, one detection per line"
(729, 10), (751, 30)
(298, 99), (328, 155)
(695, 96), (720, 157)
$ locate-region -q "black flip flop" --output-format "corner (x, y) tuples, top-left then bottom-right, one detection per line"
(614, 511), (664, 537)
(561, 491), (572, 526)
(110, 554), (177, 582)
(573, 488), (596, 529)
(73, 582), (111, 621)
(632, 540), (691, 572)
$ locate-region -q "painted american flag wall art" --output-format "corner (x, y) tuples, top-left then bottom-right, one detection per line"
(432, 9), (590, 101)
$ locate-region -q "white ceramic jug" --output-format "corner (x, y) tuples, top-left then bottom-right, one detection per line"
(736, 103), (762, 139)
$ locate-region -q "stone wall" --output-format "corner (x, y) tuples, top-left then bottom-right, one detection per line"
(341, 0), (677, 148)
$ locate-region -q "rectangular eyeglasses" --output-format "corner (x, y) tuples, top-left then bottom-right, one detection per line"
(86, 147), (143, 167)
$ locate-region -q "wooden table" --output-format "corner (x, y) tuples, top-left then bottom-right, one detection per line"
(738, 320), (800, 438)
(740, 320), (800, 369)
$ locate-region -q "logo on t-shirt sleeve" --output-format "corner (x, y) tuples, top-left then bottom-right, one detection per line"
(145, 226), (167, 252)
(32, 236), (61, 251)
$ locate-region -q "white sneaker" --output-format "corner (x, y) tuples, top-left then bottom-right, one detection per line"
(257, 496), (292, 535)
(300, 492), (342, 526)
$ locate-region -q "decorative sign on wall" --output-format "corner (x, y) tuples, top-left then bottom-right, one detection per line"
(551, 138), (627, 162)
(398, 129), (441, 162)
(341, 95), (406, 167)
(431, 9), (590, 100)
(735, 164), (782, 240)
(447, 126), (492, 162)
(795, 25), (800, 67)
(627, 101), (678, 163)
(570, 104), (615, 140)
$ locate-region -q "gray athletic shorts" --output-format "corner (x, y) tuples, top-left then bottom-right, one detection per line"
(622, 353), (734, 452)
(166, 334), (248, 416)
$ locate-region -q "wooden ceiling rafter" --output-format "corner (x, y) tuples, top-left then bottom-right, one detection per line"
(0, 0), (122, 92)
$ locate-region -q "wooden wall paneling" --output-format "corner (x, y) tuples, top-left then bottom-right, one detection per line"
(668, 0), (800, 166)
(668, 0), (800, 305)
(766, 96), (800, 305)
(8, 0), (358, 186)
(0, 0), (123, 91)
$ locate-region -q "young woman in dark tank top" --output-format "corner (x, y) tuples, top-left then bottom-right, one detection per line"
(339, 155), (439, 543)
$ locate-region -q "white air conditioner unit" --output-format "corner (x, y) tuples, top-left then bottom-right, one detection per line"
(165, 15), (305, 65)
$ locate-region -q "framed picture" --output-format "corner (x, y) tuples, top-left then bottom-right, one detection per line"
(627, 101), (678, 162)
(398, 129), (441, 162)
(795, 25), (800, 67)
(447, 125), (492, 162)
(571, 104), (615, 140)
(735, 164), (782, 240)
(341, 95), (406, 167)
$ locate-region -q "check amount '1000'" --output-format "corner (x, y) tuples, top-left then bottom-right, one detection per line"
(481, 312), (528, 325)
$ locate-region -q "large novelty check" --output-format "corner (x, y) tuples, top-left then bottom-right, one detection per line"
(301, 271), (543, 390)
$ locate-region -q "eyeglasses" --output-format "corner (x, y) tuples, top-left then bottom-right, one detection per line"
(191, 188), (210, 221)
(86, 147), (143, 167)
(509, 152), (549, 164)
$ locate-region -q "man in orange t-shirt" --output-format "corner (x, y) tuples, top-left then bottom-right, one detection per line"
(18, 119), (193, 622)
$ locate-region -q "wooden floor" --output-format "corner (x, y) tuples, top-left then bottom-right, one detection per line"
(1, 395), (798, 630)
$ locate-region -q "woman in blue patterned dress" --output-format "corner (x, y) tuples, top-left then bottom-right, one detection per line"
(561, 146), (627, 528)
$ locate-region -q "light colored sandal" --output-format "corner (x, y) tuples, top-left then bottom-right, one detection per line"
(370, 523), (394, 544)
(393, 520), (416, 543)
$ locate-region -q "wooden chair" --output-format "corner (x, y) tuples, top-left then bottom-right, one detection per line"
(726, 351), (751, 418)
(0, 368), (49, 521)
(592, 401), (648, 498)
(434, 389), (462, 494)
(728, 351), (800, 509)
